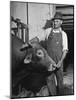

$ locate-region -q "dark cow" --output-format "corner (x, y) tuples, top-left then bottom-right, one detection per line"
(11, 35), (57, 98)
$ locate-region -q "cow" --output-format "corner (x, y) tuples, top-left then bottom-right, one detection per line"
(11, 35), (57, 98)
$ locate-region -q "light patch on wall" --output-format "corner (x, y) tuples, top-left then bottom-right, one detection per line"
(28, 3), (55, 40)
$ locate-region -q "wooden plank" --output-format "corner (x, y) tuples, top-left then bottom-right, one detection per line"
(56, 5), (74, 9)
(56, 8), (73, 14)
(62, 14), (74, 16)
(62, 24), (74, 26)
(63, 22), (74, 24)
(63, 18), (74, 21)
(62, 25), (74, 27)
(62, 27), (74, 30)
(25, 2), (29, 43)
(63, 21), (74, 24)
(62, 26), (74, 29)
(63, 16), (74, 20)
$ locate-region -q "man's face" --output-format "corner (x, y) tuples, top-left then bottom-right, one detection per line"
(53, 19), (62, 29)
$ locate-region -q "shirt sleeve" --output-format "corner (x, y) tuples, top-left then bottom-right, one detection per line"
(62, 31), (68, 51)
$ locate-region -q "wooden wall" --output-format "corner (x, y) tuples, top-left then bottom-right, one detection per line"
(10, 2), (55, 42)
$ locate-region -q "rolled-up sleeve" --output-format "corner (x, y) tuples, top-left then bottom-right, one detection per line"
(62, 31), (68, 51)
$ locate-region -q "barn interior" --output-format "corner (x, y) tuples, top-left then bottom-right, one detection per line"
(10, 1), (74, 98)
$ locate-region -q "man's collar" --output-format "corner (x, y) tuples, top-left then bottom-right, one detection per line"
(52, 28), (62, 33)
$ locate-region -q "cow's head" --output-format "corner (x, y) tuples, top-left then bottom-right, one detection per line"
(20, 37), (55, 71)
(20, 37), (44, 62)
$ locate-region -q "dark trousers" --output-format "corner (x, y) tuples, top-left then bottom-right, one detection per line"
(55, 66), (63, 95)
(46, 65), (63, 96)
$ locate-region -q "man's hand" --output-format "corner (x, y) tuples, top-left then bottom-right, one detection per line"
(48, 61), (57, 71)
(56, 60), (62, 68)
(56, 50), (68, 68)
(51, 60), (56, 67)
(48, 64), (56, 71)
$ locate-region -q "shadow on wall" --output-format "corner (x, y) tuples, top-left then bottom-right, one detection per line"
(63, 29), (74, 71)
(42, 19), (53, 30)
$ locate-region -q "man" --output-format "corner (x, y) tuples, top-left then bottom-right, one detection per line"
(39, 12), (68, 95)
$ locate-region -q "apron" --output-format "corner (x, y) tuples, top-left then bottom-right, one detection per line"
(46, 29), (63, 95)
(47, 29), (63, 64)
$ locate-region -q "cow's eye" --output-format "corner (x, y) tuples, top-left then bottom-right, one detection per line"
(37, 50), (42, 54)
(36, 49), (44, 57)
(38, 52), (41, 55)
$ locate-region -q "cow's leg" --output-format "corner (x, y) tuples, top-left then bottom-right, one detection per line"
(47, 73), (57, 96)
(36, 86), (49, 96)
(17, 88), (35, 97)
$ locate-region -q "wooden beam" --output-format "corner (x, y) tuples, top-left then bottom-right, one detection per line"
(62, 14), (74, 16)
(62, 25), (74, 28)
(56, 5), (74, 9)
(62, 24), (74, 26)
(63, 16), (74, 20)
(62, 26), (74, 29)
(63, 28), (73, 30)
(62, 25), (74, 27)
(63, 21), (74, 24)
(25, 2), (29, 43)
(63, 18), (74, 21)
(63, 22), (74, 24)
(62, 24), (74, 27)
(56, 9), (73, 15)
(62, 28), (74, 30)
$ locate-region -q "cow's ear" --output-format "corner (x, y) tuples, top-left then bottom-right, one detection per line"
(20, 43), (32, 51)
(29, 37), (39, 44)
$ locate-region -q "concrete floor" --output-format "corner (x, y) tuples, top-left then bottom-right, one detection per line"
(63, 64), (74, 95)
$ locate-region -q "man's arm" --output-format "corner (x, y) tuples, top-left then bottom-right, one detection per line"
(60, 50), (68, 63)
(57, 31), (68, 68)
(57, 50), (68, 68)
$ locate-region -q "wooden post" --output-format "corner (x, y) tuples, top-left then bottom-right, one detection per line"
(21, 28), (24, 41)
(25, 2), (29, 43)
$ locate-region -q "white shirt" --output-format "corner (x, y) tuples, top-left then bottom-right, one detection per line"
(39, 28), (68, 52)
